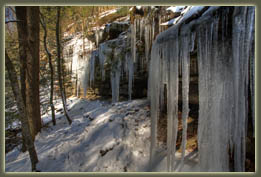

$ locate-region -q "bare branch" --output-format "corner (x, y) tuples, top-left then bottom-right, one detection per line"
(5, 20), (22, 24)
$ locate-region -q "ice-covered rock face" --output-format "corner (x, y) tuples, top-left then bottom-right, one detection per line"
(149, 6), (255, 172)
(94, 22), (129, 47)
(62, 6), (169, 102)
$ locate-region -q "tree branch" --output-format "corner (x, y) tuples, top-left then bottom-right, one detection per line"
(5, 20), (22, 24)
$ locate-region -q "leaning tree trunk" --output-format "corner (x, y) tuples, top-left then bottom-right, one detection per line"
(40, 13), (56, 126)
(5, 51), (39, 172)
(56, 6), (72, 125)
(15, 6), (28, 152)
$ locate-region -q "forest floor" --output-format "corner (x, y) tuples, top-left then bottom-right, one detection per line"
(5, 97), (200, 172)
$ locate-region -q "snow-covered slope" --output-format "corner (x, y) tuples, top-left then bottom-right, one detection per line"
(5, 97), (199, 172)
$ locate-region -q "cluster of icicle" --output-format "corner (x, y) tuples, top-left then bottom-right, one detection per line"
(133, 8), (160, 70)
(82, 50), (97, 97)
(96, 7), (160, 103)
(98, 36), (134, 103)
(63, 34), (95, 97)
(148, 6), (255, 172)
(82, 6), (162, 103)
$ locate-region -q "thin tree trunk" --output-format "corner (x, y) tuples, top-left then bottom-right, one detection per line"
(61, 54), (67, 105)
(5, 51), (39, 171)
(40, 13), (56, 126)
(56, 6), (72, 125)
(15, 6), (28, 152)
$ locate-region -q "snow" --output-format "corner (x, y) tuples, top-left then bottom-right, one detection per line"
(136, 6), (142, 10)
(40, 97), (78, 125)
(160, 6), (205, 26)
(160, 18), (179, 26)
(166, 6), (185, 13)
(5, 97), (200, 172)
(99, 9), (118, 19)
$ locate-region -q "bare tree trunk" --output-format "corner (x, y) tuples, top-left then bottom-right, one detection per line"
(15, 6), (28, 152)
(25, 7), (42, 138)
(5, 50), (39, 171)
(56, 6), (72, 125)
(40, 13), (56, 126)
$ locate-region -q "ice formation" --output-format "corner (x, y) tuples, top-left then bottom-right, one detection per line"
(82, 56), (90, 97)
(144, 18), (152, 63)
(95, 29), (100, 47)
(179, 26), (191, 171)
(90, 51), (97, 86)
(110, 56), (121, 103)
(148, 6), (255, 172)
(125, 52), (134, 100)
(63, 7), (159, 103)
(131, 19), (137, 63)
(99, 42), (112, 80)
(63, 33), (95, 97)
(81, 50), (98, 96)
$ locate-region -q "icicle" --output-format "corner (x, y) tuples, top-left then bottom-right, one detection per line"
(167, 31), (180, 172)
(197, 14), (231, 172)
(82, 54), (91, 97)
(98, 43), (106, 80)
(140, 18), (143, 41)
(95, 28), (99, 47)
(147, 59), (151, 100)
(244, 7), (255, 138)
(158, 14), (161, 33)
(98, 43), (112, 81)
(190, 31), (196, 52)
(145, 20), (151, 63)
(151, 18), (155, 39)
(124, 53), (128, 79)
(110, 57), (121, 103)
(125, 52), (134, 100)
(131, 19), (137, 63)
(231, 7), (253, 172)
(149, 42), (161, 168)
(179, 28), (190, 171)
(231, 6), (255, 171)
(196, 7), (255, 172)
(148, 7), (254, 172)
(90, 51), (96, 86)
(249, 11), (255, 137)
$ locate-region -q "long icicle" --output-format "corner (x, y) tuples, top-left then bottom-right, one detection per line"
(179, 29), (190, 171)
(149, 42), (161, 170)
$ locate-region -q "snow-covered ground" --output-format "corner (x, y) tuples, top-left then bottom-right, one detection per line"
(5, 97), (199, 172)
